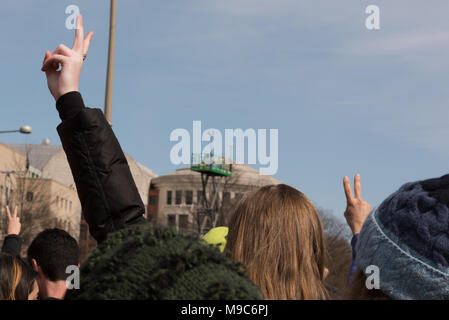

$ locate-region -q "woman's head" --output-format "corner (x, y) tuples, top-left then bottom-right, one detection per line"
(226, 184), (328, 300)
(0, 254), (38, 300)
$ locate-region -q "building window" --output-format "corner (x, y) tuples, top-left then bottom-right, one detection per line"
(185, 191), (193, 205)
(222, 192), (230, 203)
(80, 224), (87, 240)
(179, 214), (189, 230)
(175, 190), (182, 205)
(167, 214), (176, 228)
(235, 193), (243, 201)
(26, 192), (33, 202)
(149, 195), (158, 206)
(166, 191), (172, 205)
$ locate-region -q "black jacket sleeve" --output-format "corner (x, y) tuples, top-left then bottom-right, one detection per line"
(1, 234), (22, 256)
(55, 92), (147, 243)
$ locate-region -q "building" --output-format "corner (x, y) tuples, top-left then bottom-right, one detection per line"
(0, 142), (80, 256)
(1, 142), (157, 261)
(148, 163), (282, 234)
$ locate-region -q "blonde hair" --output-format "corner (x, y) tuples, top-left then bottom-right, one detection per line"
(8, 259), (22, 300)
(226, 184), (328, 300)
(0, 254), (37, 300)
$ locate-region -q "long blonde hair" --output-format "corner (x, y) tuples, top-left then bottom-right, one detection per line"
(226, 184), (328, 300)
(0, 254), (37, 300)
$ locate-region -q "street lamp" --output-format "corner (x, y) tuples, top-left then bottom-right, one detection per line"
(0, 125), (32, 134)
(104, 0), (117, 125)
(0, 125), (32, 205)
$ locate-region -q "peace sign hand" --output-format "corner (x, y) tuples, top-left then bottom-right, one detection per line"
(6, 205), (21, 236)
(343, 174), (372, 235)
(41, 14), (94, 101)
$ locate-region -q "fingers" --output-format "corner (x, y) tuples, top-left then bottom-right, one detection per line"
(343, 176), (354, 204)
(354, 174), (362, 199)
(12, 206), (18, 218)
(83, 31), (94, 56)
(53, 44), (72, 57)
(72, 14), (84, 53)
(5, 206), (11, 220)
(43, 50), (51, 64)
(41, 54), (69, 72)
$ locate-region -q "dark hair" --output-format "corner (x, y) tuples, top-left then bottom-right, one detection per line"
(27, 229), (79, 281)
(344, 269), (390, 300)
(0, 253), (37, 300)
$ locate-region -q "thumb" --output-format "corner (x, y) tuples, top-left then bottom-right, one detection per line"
(42, 50), (51, 69)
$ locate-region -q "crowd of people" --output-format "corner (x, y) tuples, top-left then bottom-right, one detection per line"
(1, 15), (448, 300)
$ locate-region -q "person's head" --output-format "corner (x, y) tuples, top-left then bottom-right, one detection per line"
(0, 254), (38, 300)
(67, 224), (262, 300)
(352, 174), (449, 299)
(226, 184), (328, 300)
(27, 229), (79, 282)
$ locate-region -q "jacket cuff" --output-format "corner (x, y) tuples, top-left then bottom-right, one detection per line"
(1, 234), (23, 256)
(56, 91), (86, 121)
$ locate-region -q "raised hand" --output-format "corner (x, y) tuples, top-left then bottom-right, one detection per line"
(41, 14), (94, 101)
(343, 174), (371, 235)
(6, 205), (21, 236)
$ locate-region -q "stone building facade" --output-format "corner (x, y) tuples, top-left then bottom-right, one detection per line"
(148, 163), (282, 235)
(1, 142), (156, 260)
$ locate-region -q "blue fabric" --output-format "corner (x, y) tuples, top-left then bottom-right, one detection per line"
(356, 206), (449, 299)
(376, 181), (449, 269)
(347, 234), (359, 286)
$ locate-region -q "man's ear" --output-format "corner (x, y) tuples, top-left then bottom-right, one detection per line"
(31, 259), (40, 272)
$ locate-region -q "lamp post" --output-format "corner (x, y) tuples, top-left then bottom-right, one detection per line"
(0, 125), (32, 205)
(104, 0), (116, 125)
(0, 125), (32, 134)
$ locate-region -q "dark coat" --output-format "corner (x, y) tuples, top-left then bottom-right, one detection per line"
(1, 234), (22, 256)
(56, 92), (147, 243)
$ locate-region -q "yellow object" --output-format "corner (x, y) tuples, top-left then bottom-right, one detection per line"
(202, 227), (228, 252)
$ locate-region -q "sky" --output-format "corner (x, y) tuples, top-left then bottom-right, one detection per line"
(1, 0), (449, 219)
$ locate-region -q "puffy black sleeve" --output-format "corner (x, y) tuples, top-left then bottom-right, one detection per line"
(55, 92), (147, 243)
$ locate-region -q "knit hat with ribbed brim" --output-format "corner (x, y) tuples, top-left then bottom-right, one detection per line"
(68, 224), (262, 300)
(356, 174), (449, 299)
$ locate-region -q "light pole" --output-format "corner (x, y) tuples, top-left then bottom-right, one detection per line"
(104, 0), (116, 125)
(0, 125), (32, 134)
(0, 125), (32, 205)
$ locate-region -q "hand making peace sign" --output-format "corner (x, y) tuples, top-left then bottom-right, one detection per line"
(343, 174), (372, 235)
(6, 205), (21, 236)
(41, 14), (94, 101)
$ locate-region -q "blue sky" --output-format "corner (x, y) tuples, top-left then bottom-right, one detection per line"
(2, 0), (449, 218)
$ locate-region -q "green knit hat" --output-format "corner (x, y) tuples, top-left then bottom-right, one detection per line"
(68, 224), (262, 300)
